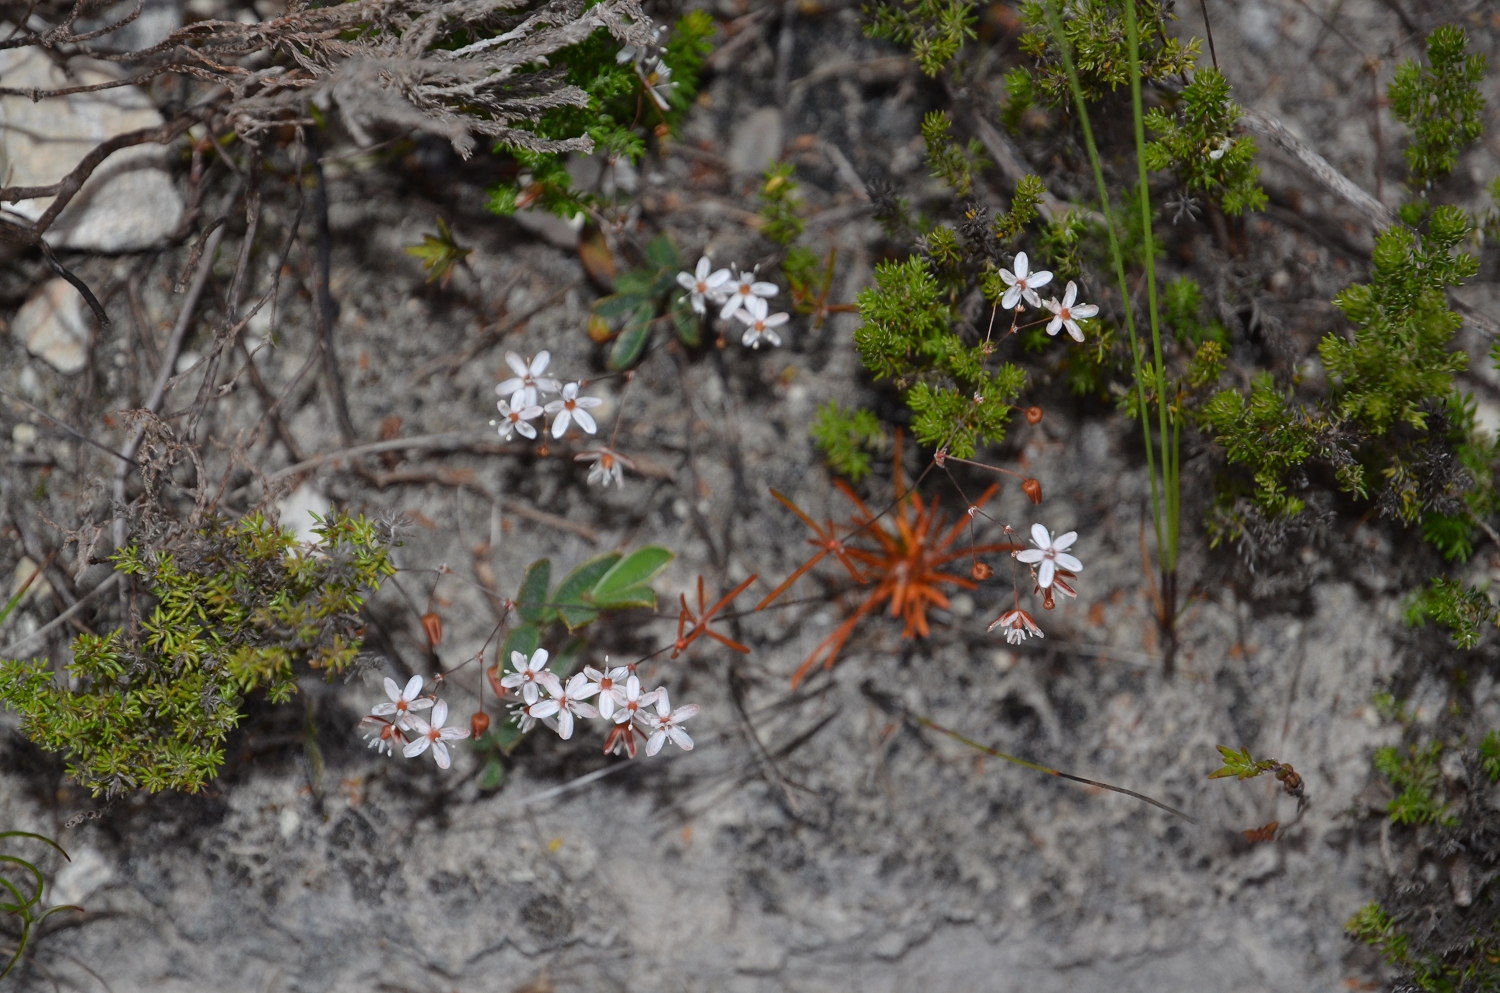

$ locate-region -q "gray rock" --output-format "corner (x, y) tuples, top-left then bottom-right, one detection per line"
(74, 0), (183, 53)
(14, 279), (91, 374)
(0, 48), (184, 252)
(728, 106), (785, 176)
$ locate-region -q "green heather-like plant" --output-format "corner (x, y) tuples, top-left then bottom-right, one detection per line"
(1004, 0), (1198, 127)
(488, 11), (715, 221)
(1390, 24), (1487, 195)
(1203, 207), (1478, 536)
(1144, 67), (1266, 216)
(811, 402), (886, 482)
(0, 512), (394, 796)
(863, 0), (977, 78)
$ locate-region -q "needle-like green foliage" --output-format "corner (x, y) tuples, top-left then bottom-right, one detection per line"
(863, 0), (977, 77)
(1143, 67), (1266, 216)
(1389, 24), (1487, 193)
(1004, 0), (1198, 122)
(0, 512), (394, 797)
(811, 402), (886, 481)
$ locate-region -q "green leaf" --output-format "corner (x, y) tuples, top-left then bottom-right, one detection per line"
(516, 559), (553, 624)
(552, 552), (622, 630)
(645, 233), (680, 271)
(673, 297), (701, 347)
(590, 545), (673, 608)
(607, 303), (655, 370)
(480, 756), (506, 790)
(593, 291), (650, 320)
(1207, 744), (1273, 780)
(498, 624), (540, 669)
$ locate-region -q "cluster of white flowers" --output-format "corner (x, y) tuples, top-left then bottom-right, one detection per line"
(677, 256), (789, 350)
(492, 351), (605, 441)
(502, 649), (698, 758)
(989, 524), (1085, 646)
(359, 675), (471, 769)
(998, 252), (1100, 344)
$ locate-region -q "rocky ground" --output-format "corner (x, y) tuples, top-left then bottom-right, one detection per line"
(2, 0), (1500, 990)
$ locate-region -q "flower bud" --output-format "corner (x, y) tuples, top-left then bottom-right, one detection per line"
(1042, 587), (1056, 611)
(1025, 406), (1043, 425)
(971, 561), (993, 581)
(421, 612), (443, 646)
(471, 712), (491, 738)
(1022, 478), (1042, 504)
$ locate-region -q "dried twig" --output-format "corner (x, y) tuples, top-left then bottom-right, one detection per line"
(1238, 108), (1397, 230)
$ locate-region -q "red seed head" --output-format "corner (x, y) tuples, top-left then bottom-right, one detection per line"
(1022, 478), (1043, 504)
(971, 562), (993, 581)
(471, 712), (491, 738)
(1025, 406), (1043, 425)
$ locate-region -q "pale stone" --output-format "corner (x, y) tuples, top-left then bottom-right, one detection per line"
(10, 556), (53, 606)
(50, 847), (113, 908)
(14, 279), (91, 374)
(10, 423), (37, 450)
(0, 47), (184, 252)
(727, 107), (784, 176)
(277, 483), (332, 545)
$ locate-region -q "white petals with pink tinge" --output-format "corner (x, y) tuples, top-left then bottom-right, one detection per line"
(403, 699), (471, 769)
(718, 266), (779, 321)
(542, 673), (602, 740)
(496, 351), (561, 408)
(998, 252), (1054, 310)
(1014, 523), (1083, 590)
(583, 661), (630, 720)
(500, 649), (563, 705)
(735, 296), (789, 349)
(370, 674), (434, 729)
(644, 690), (699, 755)
(1042, 281), (1099, 343)
(545, 382), (604, 438)
(677, 256), (731, 315)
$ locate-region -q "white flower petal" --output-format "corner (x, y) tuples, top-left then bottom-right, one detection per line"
(1056, 552), (1083, 572)
(404, 737), (431, 758)
(573, 408), (598, 434)
(431, 699), (448, 727)
(668, 727), (694, 750)
(1051, 531), (1077, 551)
(1001, 286), (1022, 310)
(371, 702), (398, 716)
(1073, 304), (1099, 319)
(1029, 270), (1053, 290)
(1015, 549), (1045, 564)
(1062, 281), (1077, 308)
(505, 352), (529, 378)
(1014, 252), (1029, 278)
(552, 409), (572, 438)
(1066, 320), (1085, 343)
(647, 730), (666, 756)
(1046, 316), (1063, 336)
(1039, 558), (1056, 588)
(1030, 523), (1052, 549)
(432, 740), (451, 768)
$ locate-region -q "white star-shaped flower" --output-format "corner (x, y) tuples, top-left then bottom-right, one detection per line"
(644, 689), (699, 756)
(541, 672), (601, 740)
(500, 649), (563, 705)
(583, 660), (631, 720)
(613, 674), (660, 727)
(718, 266), (779, 321)
(403, 699), (471, 769)
(1208, 136), (1232, 161)
(496, 351), (561, 408)
(510, 697), (559, 734)
(677, 256), (732, 315)
(494, 398), (543, 440)
(545, 382), (604, 438)
(1042, 281), (1099, 343)
(575, 446), (634, 487)
(1014, 523), (1083, 590)
(369, 674), (435, 730)
(735, 296), (788, 349)
(987, 608), (1044, 645)
(998, 252), (1053, 310)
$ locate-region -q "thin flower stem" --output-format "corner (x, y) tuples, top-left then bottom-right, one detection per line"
(910, 714), (1198, 823)
(1124, 0), (1176, 578)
